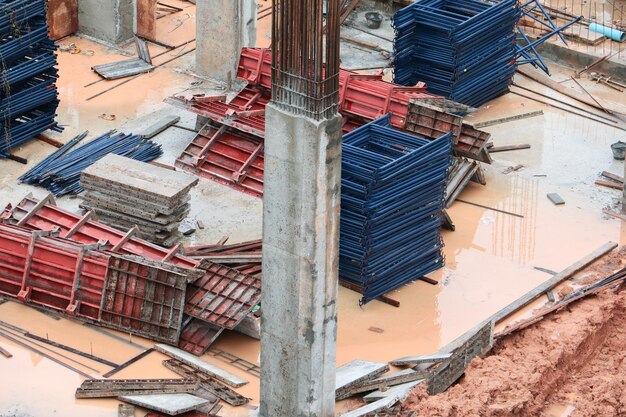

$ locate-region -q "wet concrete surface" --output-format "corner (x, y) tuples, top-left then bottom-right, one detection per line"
(1, 4), (626, 416)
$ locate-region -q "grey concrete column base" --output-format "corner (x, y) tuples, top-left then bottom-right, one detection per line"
(195, 0), (257, 85)
(78, 0), (135, 45)
(260, 104), (343, 417)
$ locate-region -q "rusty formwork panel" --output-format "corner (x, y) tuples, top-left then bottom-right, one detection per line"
(3, 194), (262, 351)
(175, 124), (264, 199)
(166, 87), (269, 138)
(185, 261), (261, 329)
(406, 100), (462, 144)
(100, 256), (190, 344)
(0, 224), (191, 343)
(0, 223), (108, 320)
(456, 124), (493, 164)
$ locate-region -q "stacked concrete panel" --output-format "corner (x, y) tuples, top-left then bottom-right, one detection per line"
(80, 154), (198, 247)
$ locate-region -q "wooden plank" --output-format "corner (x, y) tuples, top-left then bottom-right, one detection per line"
(363, 380), (423, 403)
(137, 0), (157, 41)
(336, 368), (426, 400)
(601, 171), (624, 184)
(603, 210), (626, 222)
(24, 332), (119, 368)
(36, 134), (64, 148)
(155, 344), (249, 388)
(46, 0), (78, 40)
(596, 180), (623, 190)
(489, 144), (531, 153)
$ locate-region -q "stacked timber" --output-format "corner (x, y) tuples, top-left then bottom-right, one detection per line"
(80, 154), (198, 247)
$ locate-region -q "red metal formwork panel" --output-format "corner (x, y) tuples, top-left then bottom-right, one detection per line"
(185, 262), (261, 329)
(7, 193), (197, 269)
(178, 317), (223, 356)
(4, 194), (263, 342)
(0, 224), (109, 320)
(166, 87), (269, 138)
(100, 256), (189, 344)
(175, 125), (264, 199)
(237, 47), (272, 89)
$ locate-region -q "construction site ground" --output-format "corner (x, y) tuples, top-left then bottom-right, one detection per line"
(1, 3), (626, 417)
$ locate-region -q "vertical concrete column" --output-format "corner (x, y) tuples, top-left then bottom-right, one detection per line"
(78, 0), (134, 44)
(260, 104), (342, 417)
(195, 0), (257, 84)
(623, 161), (626, 213)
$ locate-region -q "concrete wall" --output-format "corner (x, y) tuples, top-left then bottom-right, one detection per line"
(78, 0), (135, 44)
(195, 0), (257, 84)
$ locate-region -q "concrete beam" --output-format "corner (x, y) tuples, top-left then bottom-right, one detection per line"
(78, 0), (135, 44)
(195, 0), (257, 85)
(260, 104), (343, 417)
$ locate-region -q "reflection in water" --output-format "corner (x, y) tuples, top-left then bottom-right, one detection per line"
(492, 175), (538, 265)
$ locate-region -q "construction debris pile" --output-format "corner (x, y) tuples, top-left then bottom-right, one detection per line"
(0, 0), (60, 157)
(80, 154), (198, 247)
(340, 116), (451, 304)
(2, 193), (262, 358)
(393, 0), (520, 106)
(19, 131), (163, 196)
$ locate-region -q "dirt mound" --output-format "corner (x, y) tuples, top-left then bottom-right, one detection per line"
(401, 247), (626, 417)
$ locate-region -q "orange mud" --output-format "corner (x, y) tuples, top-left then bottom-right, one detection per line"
(401, 246), (626, 417)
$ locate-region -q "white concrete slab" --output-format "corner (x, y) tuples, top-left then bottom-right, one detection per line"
(119, 394), (208, 415)
(155, 343), (248, 387)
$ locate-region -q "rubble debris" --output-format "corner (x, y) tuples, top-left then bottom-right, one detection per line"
(603, 210), (626, 222)
(19, 131), (163, 196)
(92, 38), (154, 80)
(0, 0), (61, 158)
(119, 393), (209, 416)
(547, 193), (565, 205)
(75, 379), (199, 398)
(155, 344), (249, 388)
(595, 180), (623, 190)
(163, 359), (250, 406)
(80, 154), (198, 247)
(336, 360), (390, 394)
(502, 164), (525, 174)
